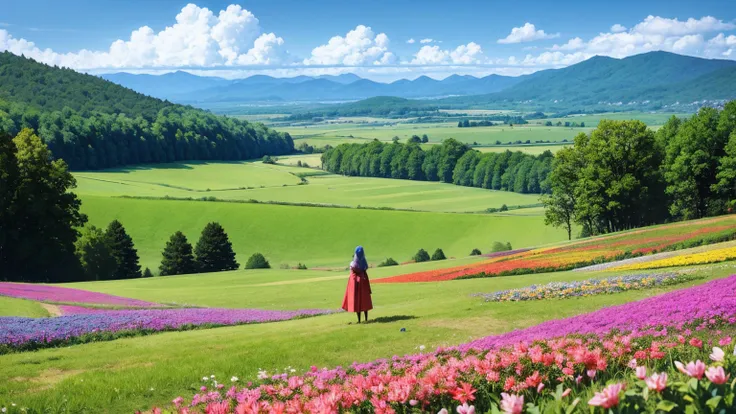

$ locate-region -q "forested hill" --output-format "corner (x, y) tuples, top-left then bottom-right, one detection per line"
(0, 52), (294, 170)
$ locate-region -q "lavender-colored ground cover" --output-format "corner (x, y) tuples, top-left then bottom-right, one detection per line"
(1, 307), (339, 349)
(0, 282), (161, 307)
(459, 274), (736, 351)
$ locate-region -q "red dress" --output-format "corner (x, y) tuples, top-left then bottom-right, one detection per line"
(341, 266), (373, 312)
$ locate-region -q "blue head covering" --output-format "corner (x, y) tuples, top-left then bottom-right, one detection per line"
(352, 246), (368, 271)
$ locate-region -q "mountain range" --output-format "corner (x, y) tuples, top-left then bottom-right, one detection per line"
(99, 51), (736, 111)
(100, 71), (525, 103)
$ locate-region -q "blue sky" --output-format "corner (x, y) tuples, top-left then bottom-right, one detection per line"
(1, 0), (735, 81)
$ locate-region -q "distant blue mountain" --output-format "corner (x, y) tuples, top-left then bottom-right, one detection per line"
(101, 71), (524, 103)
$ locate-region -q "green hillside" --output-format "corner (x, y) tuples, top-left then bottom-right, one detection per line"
(444, 52), (736, 109)
(0, 53), (294, 170)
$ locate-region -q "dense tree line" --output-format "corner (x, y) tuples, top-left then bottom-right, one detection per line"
(321, 140), (553, 194)
(543, 101), (736, 239)
(0, 53), (294, 170)
(457, 116), (527, 127)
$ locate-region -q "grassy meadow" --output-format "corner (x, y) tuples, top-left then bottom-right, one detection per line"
(74, 160), (541, 213)
(78, 195), (563, 271)
(0, 264), (732, 413)
(0, 297), (49, 318)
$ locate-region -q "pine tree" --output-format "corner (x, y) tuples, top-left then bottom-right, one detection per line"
(159, 231), (197, 276)
(194, 222), (239, 273)
(142, 267), (154, 278)
(105, 220), (142, 279)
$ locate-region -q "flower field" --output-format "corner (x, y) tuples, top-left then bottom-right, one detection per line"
(611, 245), (736, 272)
(0, 282), (162, 307)
(145, 276), (736, 413)
(474, 271), (700, 302)
(376, 215), (736, 283)
(0, 307), (339, 353)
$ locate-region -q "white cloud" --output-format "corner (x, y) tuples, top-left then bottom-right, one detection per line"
(406, 38), (415, 44)
(304, 25), (393, 66)
(512, 15), (736, 69)
(633, 15), (735, 36)
(611, 24), (627, 33)
(0, 3), (288, 69)
(497, 23), (560, 44)
(549, 37), (584, 51)
(420, 38), (434, 44)
(410, 42), (485, 65)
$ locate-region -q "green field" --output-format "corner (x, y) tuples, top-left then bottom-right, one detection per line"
(78, 195), (562, 271)
(283, 123), (590, 146)
(528, 112), (692, 127)
(73, 160), (543, 213)
(0, 297), (49, 317)
(1, 264), (731, 413)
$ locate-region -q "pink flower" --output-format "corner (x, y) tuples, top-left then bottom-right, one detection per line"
(537, 383), (545, 393)
(627, 359), (637, 369)
(675, 360), (706, 379)
(438, 410), (449, 414)
(689, 338), (703, 348)
(500, 393), (524, 414)
(410, 400), (418, 406)
(561, 388), (572, 398)
(588, 383), (624, 409)
(645, 373), (667, 392)
(172, 397), (184, 407)
(635, 366), (647, 380)
(456, 403), (476, 414)
(200, 386), (207, 392)
(586, 369), (596, 379)
(718, 336), (732, 346)
(706, 366), (729, 385)
(710, 347), (725, 362)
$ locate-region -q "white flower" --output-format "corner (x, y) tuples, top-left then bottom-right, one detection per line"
(419, 345), (426, 352)
(150, 387), (154, 391)
(202, 377), (209, 381)
(710, 347), (725, 362)
(290, 369), (296, 373)
(2, 407), (7, 413)
(231, 376), (239, 382)
(257, 370), (268, 380)
(210, 375), (215, 379)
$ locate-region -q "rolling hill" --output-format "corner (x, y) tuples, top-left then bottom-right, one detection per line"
(443, 51), (736, 109)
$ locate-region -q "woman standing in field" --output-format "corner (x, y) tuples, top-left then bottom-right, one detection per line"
(342, 246), (373, 323)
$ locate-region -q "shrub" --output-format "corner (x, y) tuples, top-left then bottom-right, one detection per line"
(297, 263), (308, 270)
(245, 253), (270, 269)
(262, 155), (276, 164)
(413, 249), (430, 263)
(490, 241), (512, 253)
(470, 248), (482, 256)
(279, 263), (291, 270)
(377, 258), (399, 267)
(431, 248), (446, 261)
(142, 267), (154, 278)
(499, 204), (508, 212)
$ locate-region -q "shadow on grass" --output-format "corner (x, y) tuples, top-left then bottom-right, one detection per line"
(366, 315), (417, 324)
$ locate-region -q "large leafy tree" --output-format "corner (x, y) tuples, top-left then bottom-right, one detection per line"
(712, 131), (736, 211)
(75, 225), (117, 281)
(577, 120), (664, 232)
(105, 220), (142, 279)
(663, 107), (726, 219)
(194, 222), (239, 273)
(1, 128), (87, 282)
(159, 231), (197, 276)
(542, 146), (583, 240)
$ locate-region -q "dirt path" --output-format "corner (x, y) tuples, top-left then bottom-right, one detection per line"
(40, 303), (62, 317)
